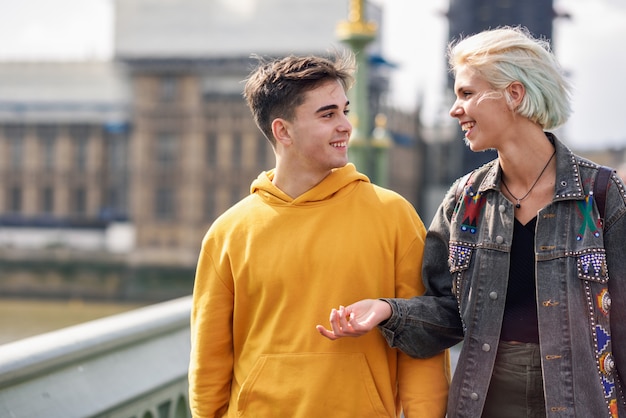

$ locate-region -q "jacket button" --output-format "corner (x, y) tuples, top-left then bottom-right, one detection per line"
(496, 235), (504, 244)
(470, 392), (479, 401)
(499, 204), (506, 213)
(482, 343), (491, 352)
(489, 291), (498, 300)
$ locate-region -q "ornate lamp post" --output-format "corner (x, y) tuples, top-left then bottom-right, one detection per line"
(336, 0), (378, 181)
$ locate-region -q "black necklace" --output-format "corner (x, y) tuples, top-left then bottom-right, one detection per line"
(501, 150), (556, 209)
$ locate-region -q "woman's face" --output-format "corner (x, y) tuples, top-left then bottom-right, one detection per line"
(449, 65), (515, 152)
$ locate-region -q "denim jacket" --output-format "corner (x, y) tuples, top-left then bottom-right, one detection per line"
(380, 134), (626, 417)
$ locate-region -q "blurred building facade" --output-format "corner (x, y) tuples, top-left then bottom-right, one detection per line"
(0, 0), (623, 290)
(0, 63), (132, 246)
(0, 0), (424, 270)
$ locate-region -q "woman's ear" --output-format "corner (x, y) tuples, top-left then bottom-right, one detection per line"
(506, 81), (525, 108)
(271, 118), (292, 146)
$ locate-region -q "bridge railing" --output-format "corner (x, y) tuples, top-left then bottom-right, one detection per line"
(0, 295), (192, 418)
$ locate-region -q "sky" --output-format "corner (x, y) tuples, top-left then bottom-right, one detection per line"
(0, 0), (624, 151)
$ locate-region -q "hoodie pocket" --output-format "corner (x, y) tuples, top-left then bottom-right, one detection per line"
(236, 352), (390, 417)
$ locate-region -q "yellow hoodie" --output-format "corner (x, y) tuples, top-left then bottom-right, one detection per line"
(189, 163), (449, 418)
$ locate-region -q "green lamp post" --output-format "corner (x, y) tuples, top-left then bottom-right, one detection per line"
(336, 0), (377, 180)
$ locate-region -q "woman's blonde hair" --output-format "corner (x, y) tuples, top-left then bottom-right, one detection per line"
(447, 26), (572, 129)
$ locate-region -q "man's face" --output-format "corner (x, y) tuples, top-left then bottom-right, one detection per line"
(282, 79), (352, 177)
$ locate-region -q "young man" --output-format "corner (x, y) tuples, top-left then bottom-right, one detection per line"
(188, 52), (449, 418)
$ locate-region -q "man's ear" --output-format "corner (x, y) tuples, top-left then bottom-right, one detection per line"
(506, 81), (525, 108)
(271, 118), (292, 146)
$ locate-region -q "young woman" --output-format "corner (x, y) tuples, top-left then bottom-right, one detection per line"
(318, 26), (626, 417)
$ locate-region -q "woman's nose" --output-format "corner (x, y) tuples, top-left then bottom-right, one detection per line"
(449, 101), (462, 118)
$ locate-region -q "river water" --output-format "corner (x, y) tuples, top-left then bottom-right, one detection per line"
(0, 298), (147, 345)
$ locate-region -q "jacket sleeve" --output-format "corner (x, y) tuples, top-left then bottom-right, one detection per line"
(394, 214), (450, 418)
(380, 180), (465, 358)
(188, 236), (234, 418)
(604, 174), (626, 385)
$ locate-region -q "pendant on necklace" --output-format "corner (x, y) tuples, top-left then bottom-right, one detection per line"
(502, 150), (556, 211)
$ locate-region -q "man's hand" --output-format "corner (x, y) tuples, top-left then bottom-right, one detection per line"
(316, 299), (392, 340)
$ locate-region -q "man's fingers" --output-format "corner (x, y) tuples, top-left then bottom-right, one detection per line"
(315, 324), (338, 340)
(317, 306), (369, 341)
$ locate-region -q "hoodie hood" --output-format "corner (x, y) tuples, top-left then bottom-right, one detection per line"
(250, 163), (370, 206)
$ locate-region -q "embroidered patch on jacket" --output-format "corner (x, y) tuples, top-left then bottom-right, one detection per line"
(577, 252), (608, 282)
(596, 289), (611, 317)
(596, 325), (616, 400)
(449, 243), (472, 272)
(459, 187), (485, 234)
(585, 276), (618, 417)
(576, 193), (601, 240)
(609, 399), (618, 418)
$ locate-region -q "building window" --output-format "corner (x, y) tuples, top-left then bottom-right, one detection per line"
(9, 137), (24, 170)
(43, 138), (54, 170)
(70, 125), (91, 172)
(160, 75), (178, 102)
(104, 130), (129, 220)
(4, 124), (26, 139)
(37, 125), (58, 171)
(73, 187), (86, 216)
(232, 132), (242, 168)
(75, 137), (88, 172)
(230, 185), (242, 207)
(42, 187), (54, 214)
(5, 125), (26, 170)
(102, 186), (128, 221)
(206, 132), (218, 166)
(107, 188), (119, 210)
(156, 133), (177, 170)
(9, 187), (22, 213)
(155, 187), (175, 220)
(106, 131), (128, 172)
(256, 135), (269, 168)
(204, 188), (216, 222)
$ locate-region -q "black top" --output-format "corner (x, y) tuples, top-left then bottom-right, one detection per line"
(500, 217), (540, 344)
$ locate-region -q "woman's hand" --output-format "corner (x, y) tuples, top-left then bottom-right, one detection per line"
(316, 299), (392, 340)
